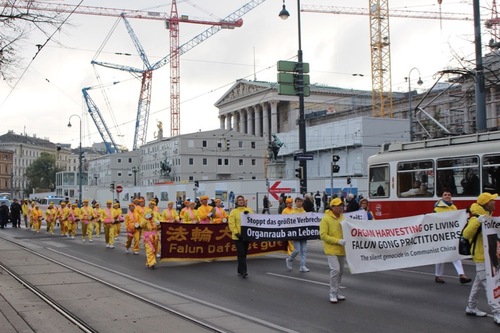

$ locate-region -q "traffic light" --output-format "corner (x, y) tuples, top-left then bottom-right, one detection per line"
(347, 177), (351, 185)
(332, 155), (340, 163)
(332, 164), (340, 173)
(110, 182), (115, 191)
(194, 180), (199, 188)
(295, 167), (303, 179)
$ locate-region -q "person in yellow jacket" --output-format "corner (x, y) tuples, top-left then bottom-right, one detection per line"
(212, 199), (228, 224)
(28, 202), (36, 229)
(141, 202), (161, 269)
(58, 202), (69, 236)
(197, 195), (213, 224)
(93, 203), (103, 238)
(183, 201), (199, 224)
(463, 192), (500, 323)
(80, 199), (96, 242)
(282, 197), (295, 257)
(319, 197), (347, 304)
(178, 200), (190, 223)
(31, 205), (44, 233)
(161, 201), (179, 223)
(124, 203), (141, 254)
(67, 203), (81, 239)
(44, 202), (58, 235)
(145, 200), (161, 257)
(21, 199), (30, 229)
(228, 195), (254, 278)
(433, 189), (471, 284)
(102, 200), (116, 248)
(113, 202), (124, 239)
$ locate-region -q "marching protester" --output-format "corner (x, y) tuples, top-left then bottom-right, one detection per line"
(183, 201), (199, 223)
(125, 203), (141, 254)
(211, 199), (228, 224)
(197, 195), (213, 224)
(0, 201), (8, 229)
(145, 200), (161, 258)
(161, 201), (179, 223)
(228, 195), (254, 278)
(67, 203), (80, 239)
(319, 198), (347, 304)
(285, 197), (310, 272)
(432, 189), (470, 284)
(22, 199), (29, 228)
(359, 198), (374, 220)
(282, 197), (295, 261)
(93, 202), (103, 238)
(113, 202), (123, 239)
(80, 199), (96, 242)
(141, 201), (161, 269)
(58, 201), (69, 236)
(44, 202), (58, 235)
(31, 205), (43, 233)
(103, 200), (116, 248)
(463, 192), (500, 324)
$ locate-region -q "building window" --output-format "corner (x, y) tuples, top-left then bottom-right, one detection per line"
(202, 140), (207, 147)
(224, 159), (229, 165)
(189, 158), (194, 165)
(239, 141), (243, 148)
(118, 158), (122, 163)
(239, 159), (243, 166)
(128, 158), (132, 163)
(252, 159), (256, 166)
(251, 141), (256, 149)
(189, 176), (194, 181)
(218, 158), (222, 165)
(118, 172), (122, 176)
(203, 158), (208, 165)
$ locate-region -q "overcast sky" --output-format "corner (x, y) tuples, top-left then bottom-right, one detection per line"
(0, 0), (488, 150)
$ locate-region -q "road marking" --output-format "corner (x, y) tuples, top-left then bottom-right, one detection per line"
(266, 272), (346, 289)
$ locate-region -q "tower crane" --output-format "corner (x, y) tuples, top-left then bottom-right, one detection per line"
(82, 87), (120, 154)
(6, 0), (266, 143)
(302, 2), (475, 118)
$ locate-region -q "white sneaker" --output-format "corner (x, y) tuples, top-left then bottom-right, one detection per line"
(106, 244), (110, 248)
(299, 266), (310, 272)
(109, 245), (114, 249)
(494, 315), (500, 325)
(82, 239), (85, 242)
(465, 307), (487, 317)
(70, 236), (75, 239)
(337, 294), (346, 301)
(89, 239), (93, 242)
(133, 251), (139, 255)
(126, 249), (129, 253)
(156, 253), (161, 258)
(285, 258), (292, 271)
(329, 294), (338, 303)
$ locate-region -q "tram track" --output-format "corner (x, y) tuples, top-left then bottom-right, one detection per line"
(0, 235), (228, 333)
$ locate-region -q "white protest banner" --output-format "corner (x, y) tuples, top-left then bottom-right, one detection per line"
(481, 216), (500, 309)
(241, 213), (322, 241)
(342, 210), (468, 274)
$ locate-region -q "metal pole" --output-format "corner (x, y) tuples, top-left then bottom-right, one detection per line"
(407, 67), (421, 141)
(296, 0), (307, 194)
(473, 0), (486, 131)
(68, 114), (83, 206)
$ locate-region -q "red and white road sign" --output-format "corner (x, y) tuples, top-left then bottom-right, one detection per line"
(268, 181), (292, 200)
(115, 185), (123, 193)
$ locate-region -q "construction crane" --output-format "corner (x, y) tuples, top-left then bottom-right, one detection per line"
(486, 0), (500, 48)
(302, 2), (475, 118)
(7, 0), (265, 142)
(82, 87), (120, 154)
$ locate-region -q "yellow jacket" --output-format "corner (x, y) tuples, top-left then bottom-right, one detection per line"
(212, 206), (228, 224)
(183, 208), (199, 224)
(80, 205), (96, 222)
(161, 208), (179, 222)
(45, 207), (58, 223)
(125, 209), (140, 232)
(319, 210), (346, 256)
(197, 204), (213, 223)
(463, 202), (488, 263)
(228, 206), (254, 240)
(433, 200), (457, 213)
(22, 203), (29, 216)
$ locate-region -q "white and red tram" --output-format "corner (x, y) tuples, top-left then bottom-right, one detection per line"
(367, 131), (500, 219)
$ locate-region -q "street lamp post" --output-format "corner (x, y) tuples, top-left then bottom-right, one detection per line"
(67, 114), (83, 205)
(132, 166), (138, 186)
(406, 68), (423, 141)
(279, 0), (307, 194)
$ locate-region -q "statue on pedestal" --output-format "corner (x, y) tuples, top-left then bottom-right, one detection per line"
(160, 159), (171, 177)
(268, 133), (284, 162)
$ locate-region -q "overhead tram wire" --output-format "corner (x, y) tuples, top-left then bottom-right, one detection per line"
(0, 0), (85, 110)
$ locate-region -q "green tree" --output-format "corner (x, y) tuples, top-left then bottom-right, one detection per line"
(25, 152), (61, 192)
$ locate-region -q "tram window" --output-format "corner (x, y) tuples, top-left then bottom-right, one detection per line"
(483, 154), (500, 194)
(368, 165), (389, 198)
(437, 156), (479, 197)
(397, 160), (434, 197)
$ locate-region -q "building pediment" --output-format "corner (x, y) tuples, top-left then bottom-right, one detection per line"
(214, 79), (272, 107)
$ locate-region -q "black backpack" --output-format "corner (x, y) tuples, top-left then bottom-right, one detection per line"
(458, 214), (481, 256)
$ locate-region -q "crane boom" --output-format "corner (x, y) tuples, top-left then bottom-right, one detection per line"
(82, 88), (120, 154)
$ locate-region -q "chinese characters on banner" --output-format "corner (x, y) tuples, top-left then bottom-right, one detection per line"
(159, 223), (287, 261)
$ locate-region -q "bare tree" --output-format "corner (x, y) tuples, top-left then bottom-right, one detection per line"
(0, 1), (62, 81)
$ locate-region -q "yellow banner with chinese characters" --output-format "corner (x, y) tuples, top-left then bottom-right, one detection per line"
(159, 223), (287, 261)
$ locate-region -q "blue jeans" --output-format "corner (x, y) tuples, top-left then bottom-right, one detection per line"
(289, 240), (308, 267)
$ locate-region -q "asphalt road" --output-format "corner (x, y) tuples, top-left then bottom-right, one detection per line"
(4, 228), (500, 333)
